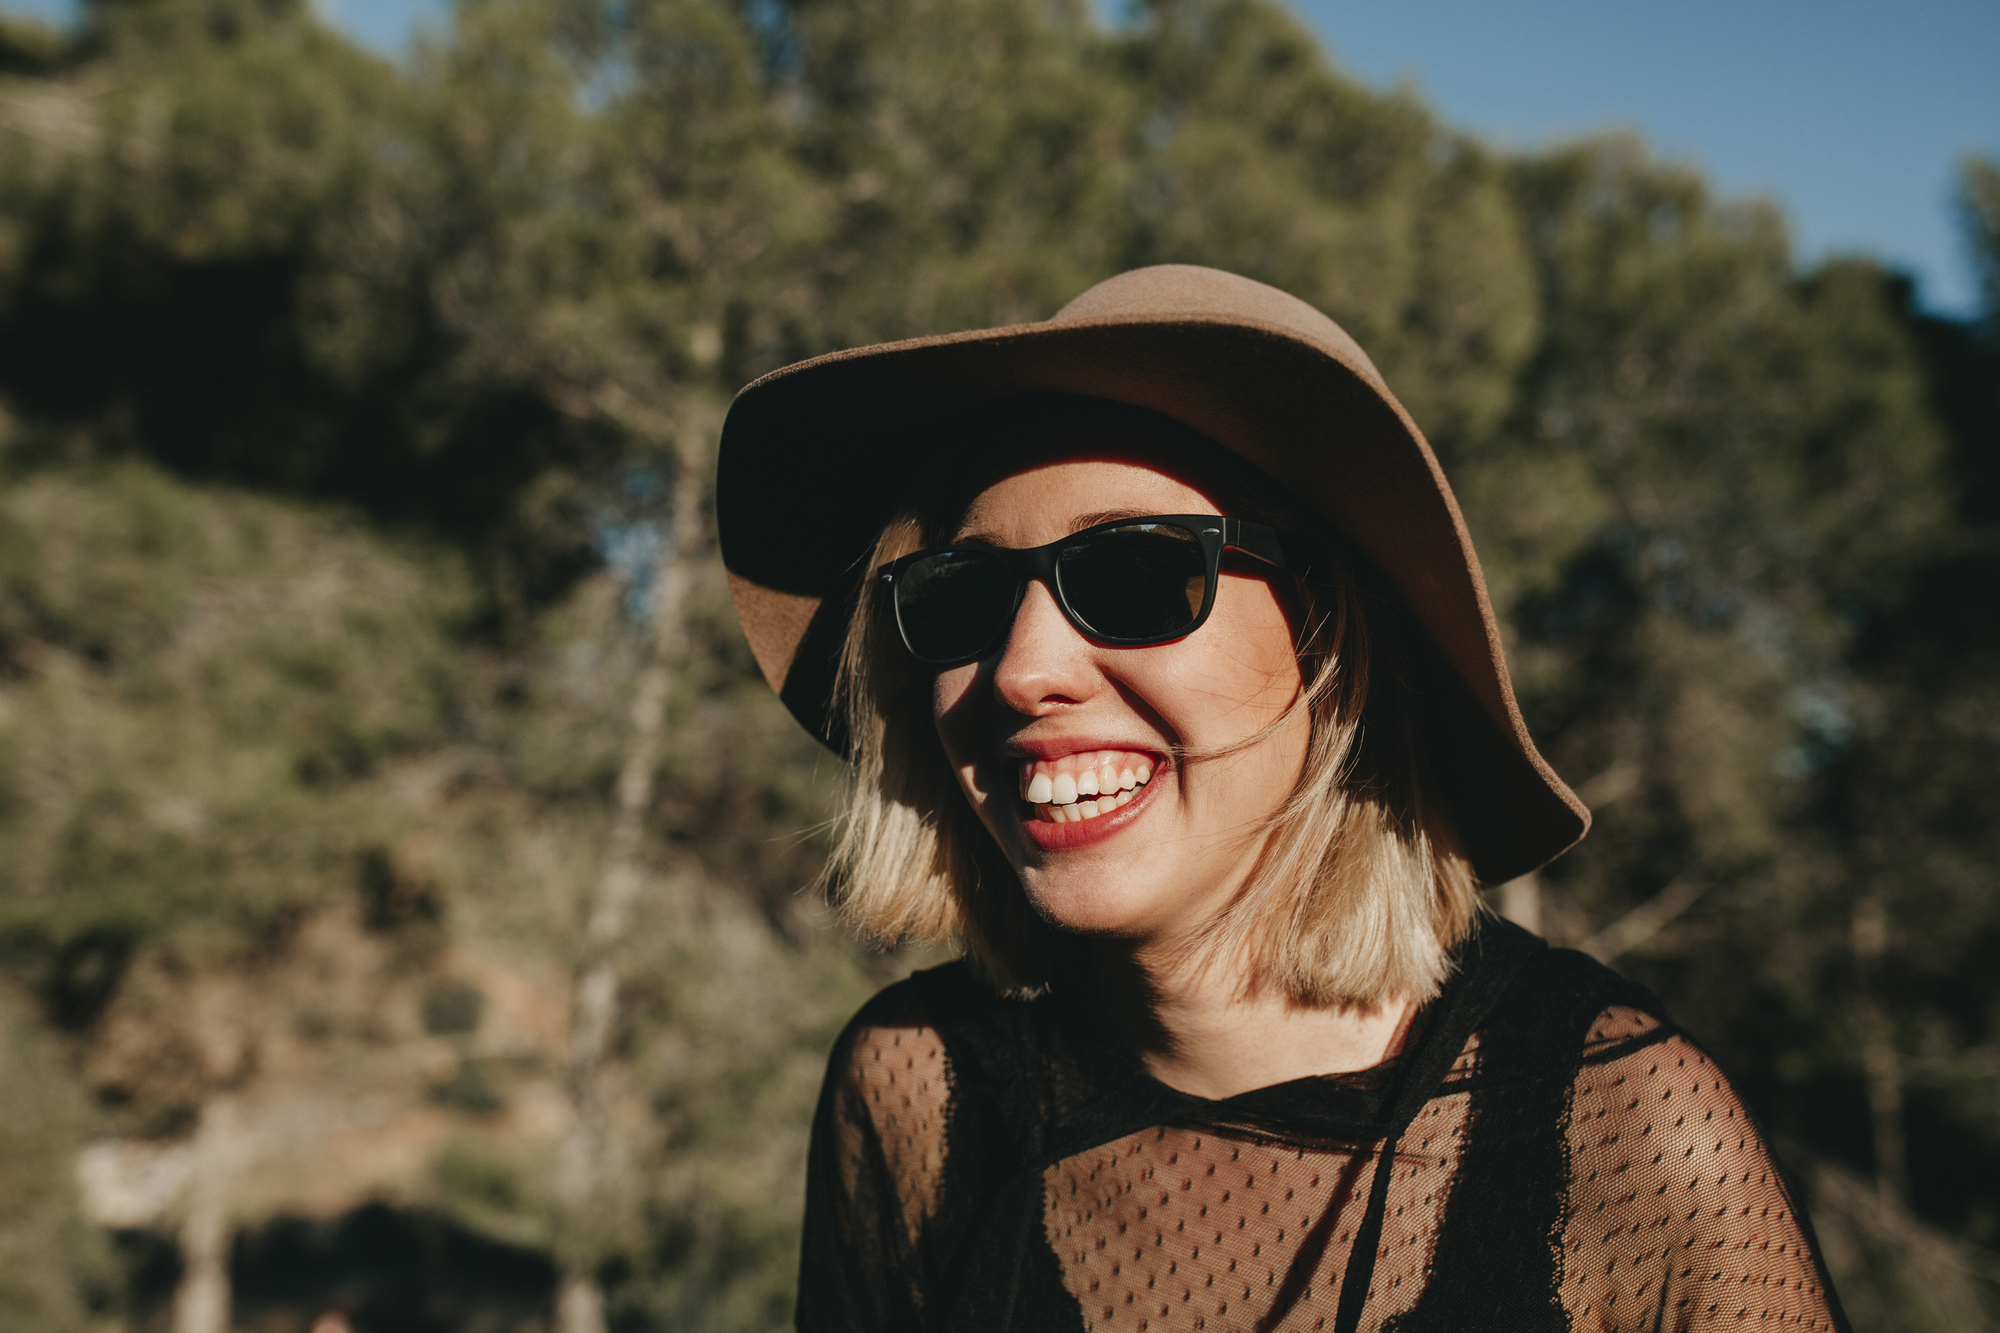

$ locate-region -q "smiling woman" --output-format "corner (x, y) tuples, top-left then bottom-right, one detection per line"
(716, 266), (1852, 1332)
(837, 401), (1475, 1034)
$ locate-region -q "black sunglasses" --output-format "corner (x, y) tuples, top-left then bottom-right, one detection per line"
(876, 514), (1291, 668)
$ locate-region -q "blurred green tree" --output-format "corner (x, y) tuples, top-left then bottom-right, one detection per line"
(0, 0), (1993, 1326)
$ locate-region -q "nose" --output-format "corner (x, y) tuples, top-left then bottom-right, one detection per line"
(989, 578), (1100, 715)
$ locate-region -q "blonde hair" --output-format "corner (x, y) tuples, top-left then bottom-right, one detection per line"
(817, 399), (1481, 1006)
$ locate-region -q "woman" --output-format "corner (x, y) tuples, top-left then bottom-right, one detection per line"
(717, 266), (1848, 1332)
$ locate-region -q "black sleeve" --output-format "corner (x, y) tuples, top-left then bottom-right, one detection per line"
(796, 985), (949, 1333)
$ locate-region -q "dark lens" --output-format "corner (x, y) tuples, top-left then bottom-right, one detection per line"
(894, 550), (1019, 664)
(1056, 523), (1207, 641)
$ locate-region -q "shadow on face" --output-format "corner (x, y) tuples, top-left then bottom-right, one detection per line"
(915, 401), (1317, 945)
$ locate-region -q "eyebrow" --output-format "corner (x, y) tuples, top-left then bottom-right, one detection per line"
(1071, 508), (1153, 531)
(953, 508), (1157, 546)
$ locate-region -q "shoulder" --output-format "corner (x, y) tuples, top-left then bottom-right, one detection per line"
(1463, 926), (1788, 1213)
(1493, 926), (1674, 1032)
(815, 971), (973, 1236)
(1557, 1020), (1838, 1325)
(1454, 917), (1677, 1076)
(831, 959), (1005, 1058)
(1478, 935), (1845, 1324)
(827, 968), (963, 1101)
(823, 960), (1020, 1119)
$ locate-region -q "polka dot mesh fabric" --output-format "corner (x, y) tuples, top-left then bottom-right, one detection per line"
(1044, 1096), (1470, 1331)
(834, 1003), (951, 1249)
(798, 922), (1850, 1333)
(1559, 1014), (1836, 1329)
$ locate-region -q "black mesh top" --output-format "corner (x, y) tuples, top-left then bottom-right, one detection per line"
(797, 917), (1850, 1332)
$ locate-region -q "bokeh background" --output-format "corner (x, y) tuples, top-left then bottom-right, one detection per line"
(0, 0), (1994, 1330)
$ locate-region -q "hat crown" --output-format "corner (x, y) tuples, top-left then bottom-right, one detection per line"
(1051, 264), (1388, 390)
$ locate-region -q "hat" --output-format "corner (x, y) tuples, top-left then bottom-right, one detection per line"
(716, 264), (1588, 884)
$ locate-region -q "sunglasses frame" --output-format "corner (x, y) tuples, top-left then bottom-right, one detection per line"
(876, 514), (1291, 668)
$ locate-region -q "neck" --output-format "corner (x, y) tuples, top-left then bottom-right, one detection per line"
(1089, 938), (1416, 1101)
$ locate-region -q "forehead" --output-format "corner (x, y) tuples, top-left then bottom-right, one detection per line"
(933, 404), (1249, 540)
(954, 450), (1226, 539)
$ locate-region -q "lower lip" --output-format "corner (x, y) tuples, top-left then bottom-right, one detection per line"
(1017, 771), (1163, 851)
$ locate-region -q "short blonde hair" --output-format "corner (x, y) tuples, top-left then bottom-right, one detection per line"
(817, 399), (1480, 1006)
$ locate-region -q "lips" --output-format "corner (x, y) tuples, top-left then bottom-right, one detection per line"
(1017, 749), (1156, 824)
(1005, 744), (1164, 850)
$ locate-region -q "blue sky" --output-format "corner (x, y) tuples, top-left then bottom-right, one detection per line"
(6, 0), (1994, 315)
(1302, 1), (1998, 317)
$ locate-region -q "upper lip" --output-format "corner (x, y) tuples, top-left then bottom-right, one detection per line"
(1001, 736), (1167, 763)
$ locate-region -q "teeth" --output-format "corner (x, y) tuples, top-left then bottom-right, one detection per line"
(1015, 748), (1158, 824)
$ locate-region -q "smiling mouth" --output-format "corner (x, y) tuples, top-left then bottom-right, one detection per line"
(1016, 749), (1157, 825)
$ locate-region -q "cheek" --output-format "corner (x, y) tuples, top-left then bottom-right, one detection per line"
(1196, 584), (1305, 720)
(930, 666), (984, 785)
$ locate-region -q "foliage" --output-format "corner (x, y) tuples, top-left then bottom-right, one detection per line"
(0, 0), (1993, 1326)
(0, 983), (109, 1332)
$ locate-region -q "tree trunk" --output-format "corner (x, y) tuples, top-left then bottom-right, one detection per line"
(172, 1097), (237, 1333)
(555, 447), (706, 1333)
(1497, 872), (1542, 935)
(1579, 875), (1704, 964)
(1852, 896), (1910, 1206)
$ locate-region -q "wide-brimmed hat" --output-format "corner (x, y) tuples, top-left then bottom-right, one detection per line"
(716, 264), (1588, 884)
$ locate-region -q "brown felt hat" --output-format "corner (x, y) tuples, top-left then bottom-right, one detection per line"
(716, 264), (1588, 884)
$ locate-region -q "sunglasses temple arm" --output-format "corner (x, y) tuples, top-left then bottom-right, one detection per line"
(1223, 518), (1291, 571)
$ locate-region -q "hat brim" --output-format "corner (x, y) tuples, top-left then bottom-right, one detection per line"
(718, 310), (1588, 884)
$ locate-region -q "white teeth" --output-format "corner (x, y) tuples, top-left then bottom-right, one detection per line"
(1018, 750), (1158, 822)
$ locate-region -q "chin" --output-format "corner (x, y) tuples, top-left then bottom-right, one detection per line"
(1020, 877), (1175, 940)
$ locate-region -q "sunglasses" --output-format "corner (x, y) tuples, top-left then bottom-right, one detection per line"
(876, 514), (1291, 668)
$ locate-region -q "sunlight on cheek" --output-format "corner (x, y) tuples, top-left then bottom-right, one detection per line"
(931, 667), (989, 803)
(1158, 644), (1303, 737)
(1200, 578), (1306, 724)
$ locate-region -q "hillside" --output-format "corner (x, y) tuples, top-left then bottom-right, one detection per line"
(0, 0), (1995, 1328)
